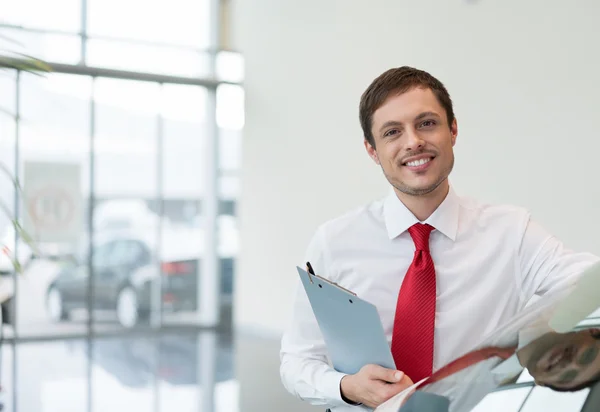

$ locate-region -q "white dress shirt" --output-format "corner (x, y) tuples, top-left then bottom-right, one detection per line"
(279, 185), (599, 412)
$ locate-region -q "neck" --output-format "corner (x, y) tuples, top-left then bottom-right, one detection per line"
(395, 180), (450, 222)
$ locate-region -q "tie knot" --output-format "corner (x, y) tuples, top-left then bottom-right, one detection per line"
(408, 223), (434, 252)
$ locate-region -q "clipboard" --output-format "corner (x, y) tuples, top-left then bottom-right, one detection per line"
(297, 265), (396, 375)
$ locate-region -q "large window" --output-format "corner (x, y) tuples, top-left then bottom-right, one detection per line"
(0, 0), (242, 410)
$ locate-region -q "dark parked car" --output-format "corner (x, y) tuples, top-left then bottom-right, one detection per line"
(45, 228), (235, 328)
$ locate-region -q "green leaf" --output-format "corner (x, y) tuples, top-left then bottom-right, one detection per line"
(13, 219), (41, 257)
(0, 55), (52, 75)
(12, 52), (52, 72)
(0, 162), (21, 193)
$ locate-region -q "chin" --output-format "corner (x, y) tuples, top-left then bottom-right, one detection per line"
(401, 179), (445, 196)
(396, 185), (438, 197)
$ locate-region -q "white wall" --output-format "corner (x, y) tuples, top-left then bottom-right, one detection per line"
(232, 0), (600, 410)
(233, 0), (600, 337)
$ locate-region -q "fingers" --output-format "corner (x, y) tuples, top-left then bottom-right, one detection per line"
(351, 365), (415, 408)
(371, 380), (411, 406)
(399, 373), (414, 387)
(364, 364), (405, 383)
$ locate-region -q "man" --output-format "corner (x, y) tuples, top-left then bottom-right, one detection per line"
(279, 66), (600, 411)
(518, 327), (600, 391)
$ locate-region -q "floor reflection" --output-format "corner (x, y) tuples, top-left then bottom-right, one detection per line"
(0, 330), (236, 412)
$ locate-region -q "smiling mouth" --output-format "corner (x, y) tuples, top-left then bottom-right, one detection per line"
(403, 157), (434, 167)
(545, 345), (577, 372)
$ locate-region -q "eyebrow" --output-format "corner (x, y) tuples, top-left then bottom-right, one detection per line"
(379, 120), (403, 134)
(378, 112), (442, 134)
(415, 111), (441, 121)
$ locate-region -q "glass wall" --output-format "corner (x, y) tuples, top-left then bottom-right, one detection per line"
(0, 0), (242, 410)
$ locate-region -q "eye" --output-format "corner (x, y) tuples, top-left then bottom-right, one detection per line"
(383, 129), (400, 138)
(420, 120), (437, 128)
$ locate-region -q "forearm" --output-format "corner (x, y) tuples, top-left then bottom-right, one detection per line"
(518, 217), (600, 301)
(280, 353), (348, 407)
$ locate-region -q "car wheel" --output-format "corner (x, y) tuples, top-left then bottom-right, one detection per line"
(116, 286), (139, 328)
(46, 287), (68, 322)
(1, 298), (14, 325)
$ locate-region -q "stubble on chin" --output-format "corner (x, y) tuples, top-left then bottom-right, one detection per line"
(384, 156), (454, 197)
(383, 169), (447, 197)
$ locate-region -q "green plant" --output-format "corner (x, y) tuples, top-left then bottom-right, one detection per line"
(0, 31), (49, 274)
(0, 33), (51, 74)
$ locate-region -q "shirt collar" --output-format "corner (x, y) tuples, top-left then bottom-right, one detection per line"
(383, 185), (460, 241)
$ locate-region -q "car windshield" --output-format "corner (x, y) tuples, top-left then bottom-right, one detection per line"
(73, 236), (112, 265)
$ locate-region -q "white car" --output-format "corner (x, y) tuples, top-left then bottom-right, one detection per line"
(94, 199), (164, 232)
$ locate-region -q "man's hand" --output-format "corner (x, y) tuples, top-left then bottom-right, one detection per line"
(340, 364), (414, 408)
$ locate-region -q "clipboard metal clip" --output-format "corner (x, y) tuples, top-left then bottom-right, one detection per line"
(305, 261), (357, 296)
(305, 261), (316, 284)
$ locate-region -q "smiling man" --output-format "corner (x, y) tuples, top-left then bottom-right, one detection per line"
(279, 66), (600, 411)
(518, 328), (600, 391)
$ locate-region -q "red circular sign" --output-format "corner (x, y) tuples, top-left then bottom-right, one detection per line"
(28, 185), (75, 231)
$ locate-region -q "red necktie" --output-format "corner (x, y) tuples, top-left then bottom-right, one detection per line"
(390, 223), (437, 383)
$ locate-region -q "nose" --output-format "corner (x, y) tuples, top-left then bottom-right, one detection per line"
(404, 128), (426, 151)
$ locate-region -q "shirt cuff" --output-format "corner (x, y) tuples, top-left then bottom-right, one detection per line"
(321, 369), (361, 406)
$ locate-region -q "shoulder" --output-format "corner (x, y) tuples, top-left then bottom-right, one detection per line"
(315, 197), (386, 242)
(457, 194), (532, 227)
(454, 193), (535, 248)
(304, 198), (385, 276)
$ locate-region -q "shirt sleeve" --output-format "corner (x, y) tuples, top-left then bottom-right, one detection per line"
(517, 214), (600, 303)
(279, 225), (350, 408)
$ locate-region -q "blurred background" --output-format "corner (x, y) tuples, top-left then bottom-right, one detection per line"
(0, 0), (240, 411)
(1, 0), (600, 411)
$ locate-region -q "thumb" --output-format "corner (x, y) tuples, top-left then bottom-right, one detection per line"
(369, 366), (404, 383)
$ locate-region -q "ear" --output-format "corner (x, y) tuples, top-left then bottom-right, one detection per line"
(364, 139), (380, 165)
(450, 118), (458, 146)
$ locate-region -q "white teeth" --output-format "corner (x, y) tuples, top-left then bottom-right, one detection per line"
(406, 158), (432, 167)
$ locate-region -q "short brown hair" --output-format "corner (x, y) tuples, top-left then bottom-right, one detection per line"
(359, 66), (455, 147)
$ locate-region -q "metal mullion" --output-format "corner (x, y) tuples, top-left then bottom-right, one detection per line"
(197, 1), (222, 411)
(0, 23), (239, 55)
(0, 60), (238, 88)
(80, 0), (88, 64)
(0, 23), (77, 37)
(11, 68), (21, 412)
(151, 83), (166, 412)
(86, 75), (96, 412)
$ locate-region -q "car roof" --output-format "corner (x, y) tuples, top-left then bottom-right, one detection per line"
(87, 225), (237, 260)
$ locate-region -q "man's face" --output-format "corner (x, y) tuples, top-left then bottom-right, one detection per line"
(365, 87), (457, 197)
(523, 328), (600, 390)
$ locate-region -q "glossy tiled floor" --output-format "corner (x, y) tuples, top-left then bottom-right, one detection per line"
(0, 329), (237, 412)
